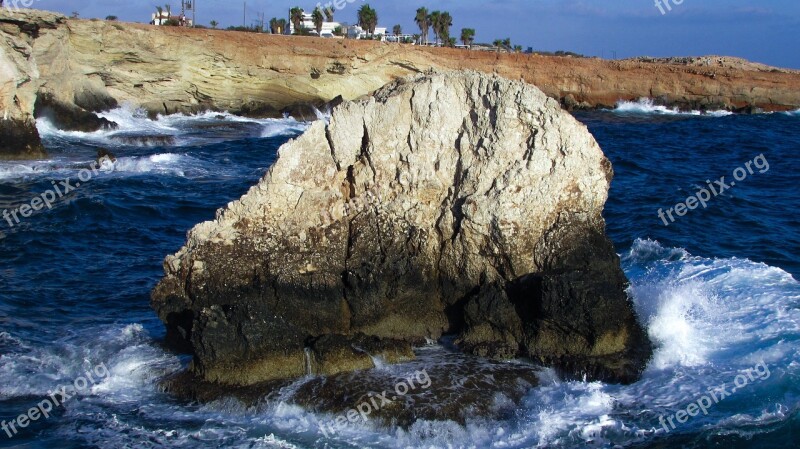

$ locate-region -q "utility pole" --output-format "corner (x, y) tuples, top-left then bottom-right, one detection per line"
(243, 1), (246, 27)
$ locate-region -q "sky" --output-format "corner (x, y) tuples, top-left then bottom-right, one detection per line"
(23, 0), (800, 68)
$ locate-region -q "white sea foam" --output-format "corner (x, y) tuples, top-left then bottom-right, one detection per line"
(614, 98), (733, 117)
(0, 153), (199, 180)
(35, 105), (310, 146)
(110, 153), (200, 176)
(1, 239), (796, 448)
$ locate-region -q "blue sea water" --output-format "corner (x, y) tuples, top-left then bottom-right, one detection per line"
(0, 104), (798, 448)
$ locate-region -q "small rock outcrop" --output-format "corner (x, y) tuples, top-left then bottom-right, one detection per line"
(34, 93), (117, 132)
(151, 71), (652, 386)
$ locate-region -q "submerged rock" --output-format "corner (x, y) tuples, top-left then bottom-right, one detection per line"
(152, 70), (652, 387)
(109, 134), (176, 146)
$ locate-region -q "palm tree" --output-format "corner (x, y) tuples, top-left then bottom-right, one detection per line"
(503, 38), (512, 49)
(269, 18), (288, 34)
(210, 20), (218, 29)
(428, 11), (441, 45)
(357, 4), (378, 35)
(513, 45), (522, 53)
(438, 11), (453, 44)
(289, 7), (304, 34)
(312, 7), (324, 35)
(415, 7), (429, 45)
(154, 6), (163, 25)
(324, 7), (335, 22)
(393, 24), (402, 39)
(164, 4), (172, 24)
(461, 28), (475, 47)
(493, 39), (503, 52)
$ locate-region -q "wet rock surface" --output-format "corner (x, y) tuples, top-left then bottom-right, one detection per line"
(162, 342), (542, 428)
(34, 93), (117, 132)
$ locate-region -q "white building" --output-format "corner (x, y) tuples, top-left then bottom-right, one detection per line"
(346, 25), (387, 40)
(288, 11), (341, 37)
(385, 34), (415, 43)
(150, 11), (193, 27)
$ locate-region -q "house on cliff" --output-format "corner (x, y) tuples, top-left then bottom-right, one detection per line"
(150, 11), (193, 27)
(287, 11), (341, 37)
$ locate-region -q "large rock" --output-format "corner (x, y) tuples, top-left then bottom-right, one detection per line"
(151, 71), (651, 386)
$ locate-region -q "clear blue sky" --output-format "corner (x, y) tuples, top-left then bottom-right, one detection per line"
(31, 0), (800, 68)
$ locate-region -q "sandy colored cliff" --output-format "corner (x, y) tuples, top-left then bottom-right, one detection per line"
(2, 9), (800, 158)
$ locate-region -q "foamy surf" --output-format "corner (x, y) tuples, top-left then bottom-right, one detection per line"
(1, 236), (798, 449)
(613, 99), (733, 117)
(0, 153), (201, 181)
(36, 106), (310, 147)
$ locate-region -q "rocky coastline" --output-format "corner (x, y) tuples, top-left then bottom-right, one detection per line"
(3, 9), (800, 159)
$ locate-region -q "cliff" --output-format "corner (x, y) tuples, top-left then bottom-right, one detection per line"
(151, 70), (652, 386)
(2, 8), (800, 159)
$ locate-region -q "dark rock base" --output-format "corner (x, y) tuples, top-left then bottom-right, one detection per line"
(0, 118), (47, 160)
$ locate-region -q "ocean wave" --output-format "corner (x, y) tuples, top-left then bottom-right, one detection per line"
(111, 153), (201, 176)
(613, 99), (733, 117)
(36, 105), (310, 146)
(0, 324), (179, 401)
(1, 239), (796, 448)
(0, 153), (198, 180)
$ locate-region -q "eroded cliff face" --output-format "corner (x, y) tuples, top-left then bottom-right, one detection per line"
(151, 71), (652, 386)
(0, 9), (56, 159)
(2, 9), (800, 159)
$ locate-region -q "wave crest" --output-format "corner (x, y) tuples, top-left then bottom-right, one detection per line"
(614, 99), (733, 117)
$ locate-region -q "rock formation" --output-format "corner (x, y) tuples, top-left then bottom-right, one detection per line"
(0, 9), (52, 159)
(151, 70), (652, 386)
(3, 9), (800, 159)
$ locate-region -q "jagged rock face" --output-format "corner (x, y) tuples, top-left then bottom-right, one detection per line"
(0, 10), (57, 159)
(34, 93), (117, 132)
(152, 71), (652, 386)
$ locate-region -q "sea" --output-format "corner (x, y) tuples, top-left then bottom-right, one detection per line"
(0, 100), (798, 448)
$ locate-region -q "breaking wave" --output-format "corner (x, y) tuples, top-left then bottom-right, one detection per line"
(613, 99), (734, 117)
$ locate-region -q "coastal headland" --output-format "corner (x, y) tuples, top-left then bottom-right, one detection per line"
(2, 9), (800, 159)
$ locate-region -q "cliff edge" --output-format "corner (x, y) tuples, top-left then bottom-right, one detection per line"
(2, 9), (800, 159)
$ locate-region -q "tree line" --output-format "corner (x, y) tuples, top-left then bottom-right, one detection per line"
(210, 2), (524, 51)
